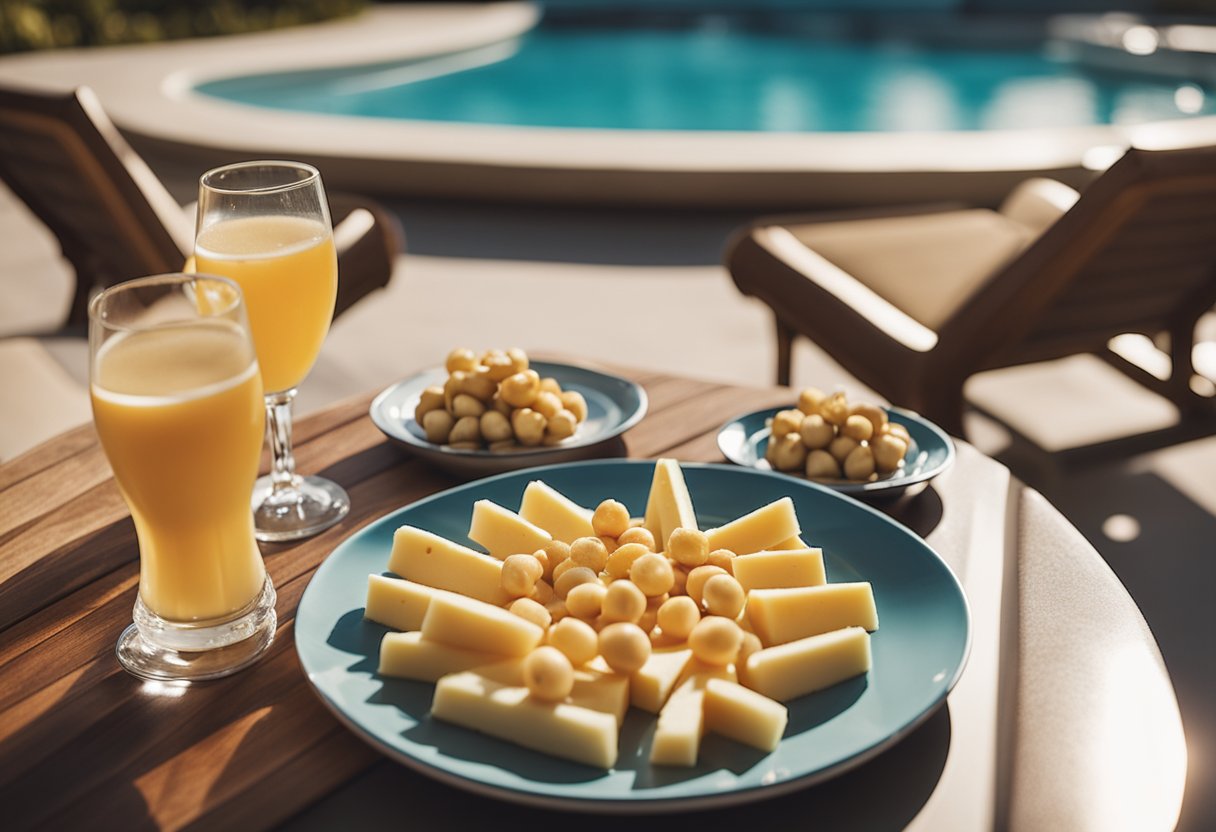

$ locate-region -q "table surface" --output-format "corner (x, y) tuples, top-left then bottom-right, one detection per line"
(0, 365), (1187, 831)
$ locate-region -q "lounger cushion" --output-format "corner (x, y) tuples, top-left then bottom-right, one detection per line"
(784, 209), (1034, 330)
(0, 338), (90, 462)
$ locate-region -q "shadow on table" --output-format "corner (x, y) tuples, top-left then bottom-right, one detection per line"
(873, 484), (944, 540)
(1033, 464), (1216, 832)
(2, 660), (162, 831)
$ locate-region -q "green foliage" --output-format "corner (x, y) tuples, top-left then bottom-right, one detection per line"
(0, 0), (367, 53)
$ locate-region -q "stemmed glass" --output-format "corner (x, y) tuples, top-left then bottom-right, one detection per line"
(195, 161), (349, 541)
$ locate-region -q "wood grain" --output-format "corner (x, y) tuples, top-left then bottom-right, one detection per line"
(0, 367), (772, 831)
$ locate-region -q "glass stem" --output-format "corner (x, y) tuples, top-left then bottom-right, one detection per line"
(266, 390), (300, 493)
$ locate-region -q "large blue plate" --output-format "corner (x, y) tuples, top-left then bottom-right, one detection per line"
(370, 361), (647, 477)
(295, 460), (970, 812)
(718, 406), (955, 498)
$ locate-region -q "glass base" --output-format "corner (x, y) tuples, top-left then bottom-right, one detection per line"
(252, 474), (349, 542)
(116, 575), (277, 682)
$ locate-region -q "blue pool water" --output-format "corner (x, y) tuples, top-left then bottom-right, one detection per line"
(197, 18), (1216, 132)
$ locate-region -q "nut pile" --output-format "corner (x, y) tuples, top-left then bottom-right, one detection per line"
(765, 388), (911, 482)
(415, 348), (588, 450)
(503, 502), (759, 693)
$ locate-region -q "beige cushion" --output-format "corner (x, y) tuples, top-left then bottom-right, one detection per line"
(998, 178), (1080, 235)
(787, 209), (1035, 330)
(0, 337), (90, 462)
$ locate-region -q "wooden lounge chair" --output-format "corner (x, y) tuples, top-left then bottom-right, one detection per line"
(0, 83), (401, 333)
(726, 144), (1216, 437)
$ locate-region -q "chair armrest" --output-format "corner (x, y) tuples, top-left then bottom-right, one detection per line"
(997, 178), (1080, 236)
(328, 193), (404, 319)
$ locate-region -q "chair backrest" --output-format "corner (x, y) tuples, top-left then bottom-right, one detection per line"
(941, 144), (1216, 372)
(0, 84), (191, 329)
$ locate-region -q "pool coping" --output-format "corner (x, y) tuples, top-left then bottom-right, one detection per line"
(2, 3), (1215, 208)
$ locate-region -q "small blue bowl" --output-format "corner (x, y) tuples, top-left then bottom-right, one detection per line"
(718, 406), (954, 498)
(371, 360), (647, 477)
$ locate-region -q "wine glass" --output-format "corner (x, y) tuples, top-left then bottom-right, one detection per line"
(90, 274), (276, 680)
(195, 161), (349, 541)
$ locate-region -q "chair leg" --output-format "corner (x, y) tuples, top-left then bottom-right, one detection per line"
(1166, 319), (1204, 411)
(774, 316), (794, 387)
(1102, 320), (1216, 416)
(913, 379), (967, 439)
(64, 281), (93, 333)
(328, 194), (402, 320)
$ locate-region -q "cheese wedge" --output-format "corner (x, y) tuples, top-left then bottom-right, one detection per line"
(420, 593), (544, 657)
(365, 574), (450, 632)
(747, 582), (878, 646)
(703, 678), (788, 752)
(674, 656), (737, 690)
(432, 667), (619, 768)
(704, 497), (801, 555)
(745, 627), (871, 701)
(476, 658), (631, 726)
(642, 458), (698, 551)
(519, 480), (595, 543)
(649, 665), (735, 767)
(388, 526), (508, 606)
(379, 631), (502, 682)
(731, 548), (826, 592)
(630, 646), (694, 713)
(468, 499), (553, 559)
(572, 669), (631, 726)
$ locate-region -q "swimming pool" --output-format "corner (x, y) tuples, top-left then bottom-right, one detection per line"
(197, 13), (1216, 133)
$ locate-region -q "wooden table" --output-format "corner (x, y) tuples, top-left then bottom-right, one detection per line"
(0, 366), (1187, 831)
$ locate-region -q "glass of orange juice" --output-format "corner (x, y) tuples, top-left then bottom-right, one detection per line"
(90, 273), (276, 681)
(195, 161), (349, 542)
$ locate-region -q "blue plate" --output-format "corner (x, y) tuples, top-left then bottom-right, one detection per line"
(718, 407), (955, 497)
(295, 460), (970, 812)
(370, 361), (647, 477)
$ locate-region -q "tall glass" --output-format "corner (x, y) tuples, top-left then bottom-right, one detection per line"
(195, 161), (349, 542)
(90, 274), (276, 681)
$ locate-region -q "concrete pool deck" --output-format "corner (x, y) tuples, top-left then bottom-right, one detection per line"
(5, 4), (1216, 208)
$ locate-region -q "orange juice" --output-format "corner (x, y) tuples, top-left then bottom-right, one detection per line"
(91, 321), (266, 622)
(195, 215), (338, 394)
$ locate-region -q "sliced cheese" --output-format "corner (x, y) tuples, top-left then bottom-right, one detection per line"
(432, 667), (619, 768)
(731, 548), (826, 592)
(477, 658), (631, 726)
(519, 480), (595, 543)
(747, 582), (879, 646)
(703, 678), (788, 752)
(420, 593), (544, 657)
(773, 534), (808, 550)
(388, 526), (508, 606)
(704, 497), (801, 555)
(468, 499), (553, 559)
(365, 574), (449, 631)
(378, 631), (502, 682)
(674, 656), (737, 690)
(745, 627), (871, 701)
(630, 646), (694, 713)
(573, 670), (630, 726)
(642, 458), (698, 551)
(649, 665), (735, 767)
